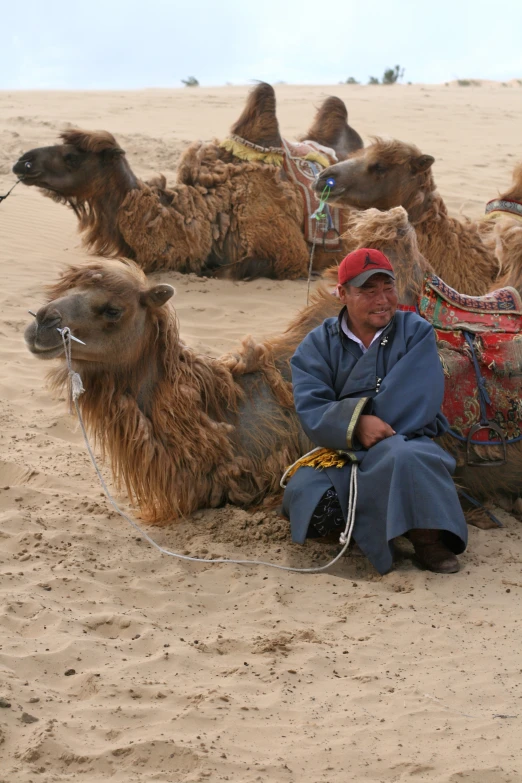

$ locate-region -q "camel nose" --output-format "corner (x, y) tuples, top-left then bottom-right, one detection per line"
(313, 172), (337, 194)
(36, 305), (62, 331)
(12, 157), (34, 177)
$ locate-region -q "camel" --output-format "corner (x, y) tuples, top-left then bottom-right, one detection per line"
(314, 137), (522, 296)
(12, 84), (363, 281)
(25, 208), (522, 524)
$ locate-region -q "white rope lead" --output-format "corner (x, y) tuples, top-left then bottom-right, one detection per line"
(306, 219), (318, 306)
(60, 330), (357, 574)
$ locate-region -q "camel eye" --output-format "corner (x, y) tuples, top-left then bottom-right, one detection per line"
(369, 162), (387, 176)
(103, 306), (123, 320)
(64, 152), (82, 170)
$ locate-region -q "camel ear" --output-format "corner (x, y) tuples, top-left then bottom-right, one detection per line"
(412, 154), (434, 173)
(141, 284), (175, 309)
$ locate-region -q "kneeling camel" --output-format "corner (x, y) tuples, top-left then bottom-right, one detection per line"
(13, 84), (363, 280)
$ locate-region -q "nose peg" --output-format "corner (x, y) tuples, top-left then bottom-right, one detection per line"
(35, 305), (62, 330)
(28, 309), (86, 345)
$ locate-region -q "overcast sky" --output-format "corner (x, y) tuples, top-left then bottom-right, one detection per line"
(2, 0), (522, 89)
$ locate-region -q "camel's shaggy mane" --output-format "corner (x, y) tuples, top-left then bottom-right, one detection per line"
(343, 203), (413, 245)
(46, 258), (148, 301)
(60, 128), (124, 155)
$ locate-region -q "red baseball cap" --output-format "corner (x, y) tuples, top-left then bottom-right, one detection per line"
(338, 248), (395, 287)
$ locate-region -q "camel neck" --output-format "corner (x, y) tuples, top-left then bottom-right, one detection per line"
(79, 162), (139, 259)
(406, 185), (445, 225)
(408, 190), (496, 296)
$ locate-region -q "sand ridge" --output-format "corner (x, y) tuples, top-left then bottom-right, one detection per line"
(1, 84), (521, 782)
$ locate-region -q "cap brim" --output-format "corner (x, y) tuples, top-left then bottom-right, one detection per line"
(344, 269), (395, 287)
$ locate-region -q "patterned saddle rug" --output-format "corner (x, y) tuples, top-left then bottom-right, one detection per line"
(281, 140), (343, 250)
(418, 276), (522, 443)
(484, 198), (522, 223)
(220, 135), (343, 250)
(418, 274), (522, 332)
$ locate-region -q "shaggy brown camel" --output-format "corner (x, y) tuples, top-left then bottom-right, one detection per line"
(314, 138), (522, 296)
(25, 209), (522, 523)
(12, 84), (363, 280)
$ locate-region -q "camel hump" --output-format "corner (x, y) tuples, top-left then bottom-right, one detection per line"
(500, 161), (522, 203)
(302, 96), (363, 160)
(230, 82), (282, 149)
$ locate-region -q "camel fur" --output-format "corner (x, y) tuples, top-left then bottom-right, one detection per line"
(13, 84), (363, 281)
(299, 95), (364, 160)
(315, 138), (522, 296)
(25, 209), (522, 524)
(25, 259), (316, 521)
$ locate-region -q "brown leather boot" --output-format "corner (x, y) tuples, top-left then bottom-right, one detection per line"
(408, 529), (460, 574)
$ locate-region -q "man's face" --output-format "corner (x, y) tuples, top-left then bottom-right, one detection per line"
(337, 273), (398, 332)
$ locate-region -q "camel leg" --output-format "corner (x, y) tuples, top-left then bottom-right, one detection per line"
(234, 257), (287, 280)
(464, 508), (501, 530)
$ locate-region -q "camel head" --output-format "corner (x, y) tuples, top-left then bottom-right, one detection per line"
(341, 206), (432, 304)
(13, 129), (136, 200)
(24, 259), (174, 371)
(313, 138), (435, 212)
(301, 96), (364, 160)
(230, 82), (282, 148)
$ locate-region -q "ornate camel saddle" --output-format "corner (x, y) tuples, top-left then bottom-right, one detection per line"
(220, 135), (343, 249)
(418, 274), (522, 332)
(418, 275), (522, 449)
(484, 198), (522, 223)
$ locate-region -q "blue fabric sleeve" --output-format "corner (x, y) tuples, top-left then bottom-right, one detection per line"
(290, 326), (369, 450)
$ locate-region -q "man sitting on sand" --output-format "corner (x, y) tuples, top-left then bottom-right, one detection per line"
(283, 248), (468, 574)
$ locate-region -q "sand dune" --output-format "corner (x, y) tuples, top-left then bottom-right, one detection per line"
(1, 84), (521, 782)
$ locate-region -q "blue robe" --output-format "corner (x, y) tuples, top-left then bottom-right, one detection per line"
(282, 308), (468, 574)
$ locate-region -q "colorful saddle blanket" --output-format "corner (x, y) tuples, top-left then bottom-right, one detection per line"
(418, 275), (522, 333)
(484, 198), (522, 223)
(281, 140), (343, 249)
(418, 276), (522, 441)
(220, 134), (343, 250)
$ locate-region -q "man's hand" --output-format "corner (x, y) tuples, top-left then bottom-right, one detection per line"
(354, 415), (395, 449)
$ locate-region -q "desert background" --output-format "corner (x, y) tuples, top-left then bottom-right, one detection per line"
(1, 82), (522, 782)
